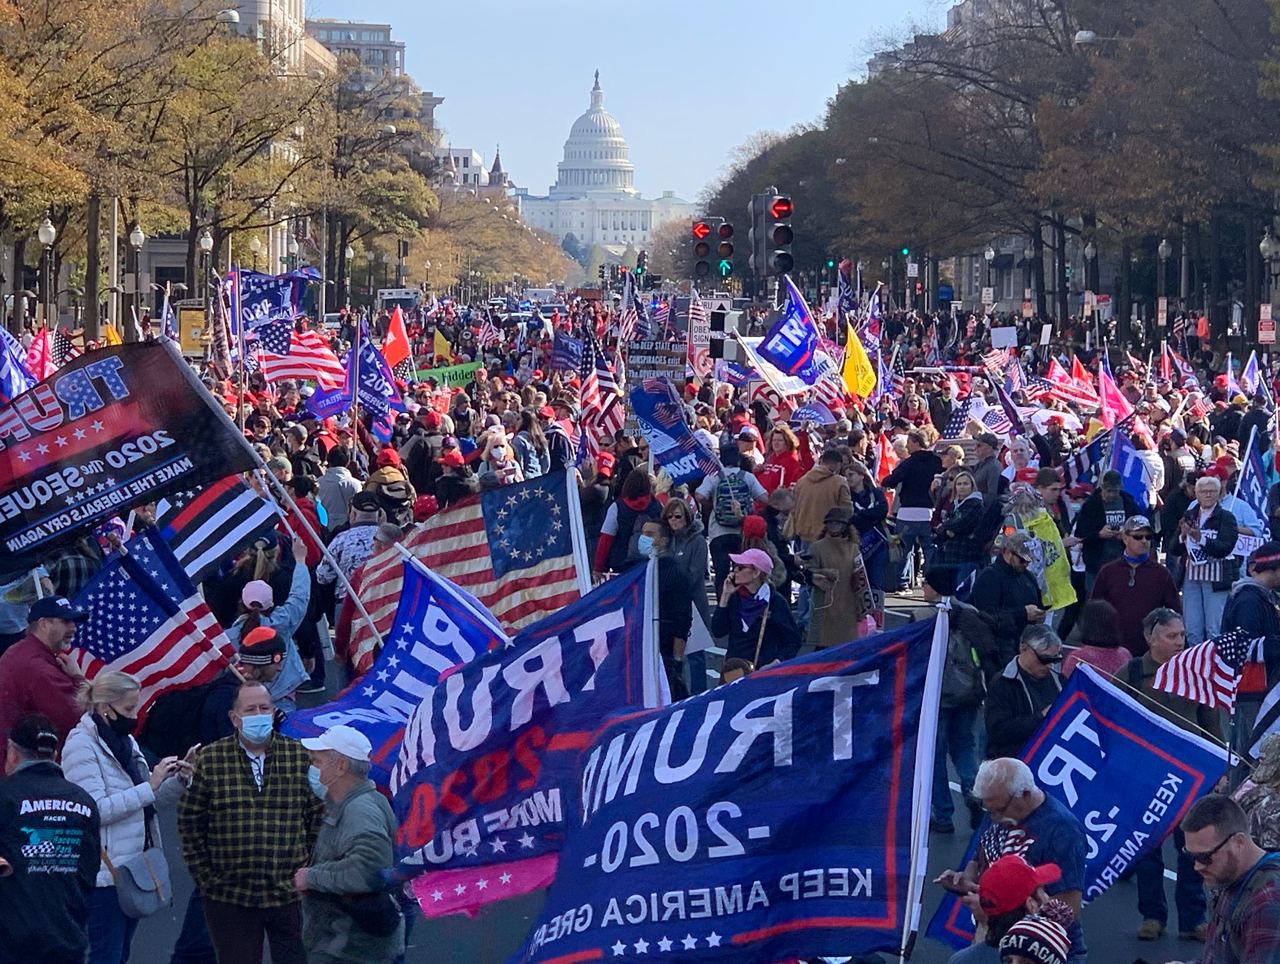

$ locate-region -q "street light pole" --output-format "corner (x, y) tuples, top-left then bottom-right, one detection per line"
(198, 228), (214, 309)
(984, 245), (996, 307)
(127, 222), (145, 341)
(365, 251), (374, 312)
(342, 244), (354, 308)
(249, 235), (262, 272)
(37, 216), (56, 328)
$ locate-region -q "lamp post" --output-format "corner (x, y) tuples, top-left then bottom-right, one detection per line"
(198, 228), (214, 308)
(984, 245), (996, 302)
(1157, 237), (1172, 301)
(425, 259), (432, 290)
(37, 216), (56, 327)
(342, 244), (354, 307)
(365, 250), (375, 310)
(249, 235), (262, 272)
(287, 236), (299, 272)
(128, 222), (145, 340)
(1022, 241), (1035, 304)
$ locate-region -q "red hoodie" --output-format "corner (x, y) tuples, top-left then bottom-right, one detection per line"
(592, 494), (653, 572)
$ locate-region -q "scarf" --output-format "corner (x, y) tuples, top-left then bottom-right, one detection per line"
(1122, 553), (1149, 565)
(93, 713), (157, 837)
(737, 583), (770, 632)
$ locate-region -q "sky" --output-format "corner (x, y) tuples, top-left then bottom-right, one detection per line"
(305, 0), (944, 202)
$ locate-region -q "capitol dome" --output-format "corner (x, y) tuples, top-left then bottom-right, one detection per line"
(550, 71), (637, 198)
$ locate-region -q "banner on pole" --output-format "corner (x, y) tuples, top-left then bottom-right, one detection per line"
(629, 377), (719, 484)
(414, 360), (483, 387)
(515, 616), (946, 963)
(0, 342), (257, 568)
(927, 665), (1227, 949)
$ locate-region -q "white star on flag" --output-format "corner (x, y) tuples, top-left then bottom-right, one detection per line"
(611, 941), (626, 957)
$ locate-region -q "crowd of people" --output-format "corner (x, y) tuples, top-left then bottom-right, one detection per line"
(2, 293), (1280, 963)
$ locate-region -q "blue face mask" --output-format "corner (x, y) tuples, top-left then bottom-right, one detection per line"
(636, 535), (655, 557)
(307, 765), (327, 800)
(239, 713), (274, 745)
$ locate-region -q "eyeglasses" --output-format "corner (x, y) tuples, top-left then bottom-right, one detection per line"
(1128, 534), (1151, 542)
(1184, 832), (1237, 865)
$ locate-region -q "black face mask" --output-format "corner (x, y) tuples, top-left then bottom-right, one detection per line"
(107, 711), (137, 737)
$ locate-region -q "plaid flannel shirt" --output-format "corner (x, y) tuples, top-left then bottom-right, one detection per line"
(1203, 856), (1280, 964)
(178, 732), (323, 908)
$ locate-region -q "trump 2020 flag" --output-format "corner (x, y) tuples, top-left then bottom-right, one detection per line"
(283, 556), (508, 788)
(514, 614), (947, 963)
(629, 376), (719, 485)
(928, 664), (1227, 949)
(0, 326), (36, 404)
(757, 276), (837, 386)
(70, 528), (234, 723)
(390, 564), (666, 918)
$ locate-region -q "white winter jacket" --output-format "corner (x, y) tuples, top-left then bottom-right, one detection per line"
(61, 713), (186, 887)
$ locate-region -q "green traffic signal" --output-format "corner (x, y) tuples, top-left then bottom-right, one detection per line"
(826, 259), (835, 269)
(900, 247), (910, 257)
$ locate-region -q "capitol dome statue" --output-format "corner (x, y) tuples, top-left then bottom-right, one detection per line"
(516, 71), (695, 254)
(551, 70), (637, 198)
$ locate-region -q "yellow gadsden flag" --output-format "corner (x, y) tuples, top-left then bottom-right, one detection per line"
(102, 323), (123, 346)
(841, 321), (877, 399)
(433, 329), (451, 362)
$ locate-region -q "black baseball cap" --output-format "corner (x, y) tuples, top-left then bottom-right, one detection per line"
(28, 596), (89, 623)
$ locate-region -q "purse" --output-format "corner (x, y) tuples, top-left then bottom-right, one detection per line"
(102, 817), (171, 919)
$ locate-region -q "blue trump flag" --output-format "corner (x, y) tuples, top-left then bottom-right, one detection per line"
(928, 664), (1227, 950)
(306, 325), (407, 420)
(629, 377), (719, 485)
(756, 276), (836, 386)
(0, 326), (36, 404)
(281, 557), (508, 787)
(790, 400), (836, 425)
(230, 266), (320, 335)
(549, 332), (583, 373)
(1109, 430), (1151, 510)
(390, 564), (666, 916)
(514, 615), (948, 963)
(1237, 429), (1268, 522)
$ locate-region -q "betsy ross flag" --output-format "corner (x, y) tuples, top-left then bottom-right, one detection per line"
(154, 476), (280, 584)
(1153, 628), (1263, 712)
(342, 471), (588, 673)
(70, 529), (234, 722)
(255, 320), (346, 387)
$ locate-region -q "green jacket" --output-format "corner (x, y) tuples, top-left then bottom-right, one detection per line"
(302, 780), (404, 962)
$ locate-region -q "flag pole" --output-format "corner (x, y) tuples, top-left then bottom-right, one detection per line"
(235, 266), (247, 435)
(255, 466), (385, 654)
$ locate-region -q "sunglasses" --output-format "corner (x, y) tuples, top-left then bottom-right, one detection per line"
(1183, 832), (1236, 865)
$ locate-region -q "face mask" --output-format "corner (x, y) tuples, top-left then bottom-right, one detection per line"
(239, 713), (274, 745)
(107, 710), (137, 738)
(636, 535), (655, 557)
(307, 765), (327, 800)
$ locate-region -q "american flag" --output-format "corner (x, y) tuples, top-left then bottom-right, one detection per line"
(651, 300), (670, 335)
(254, 321), (346, 387)
(618, 271), (646, 342)
(982, 348), (1012, 376)
(154, 476), (280, 585)
(159, 293), (179, 341)
(942, 397), (973, 437)
(476, 313), (502, 348)
(342, 472), (586, 673)
(1153, 629), (1263, 711)
(69, 529), (234, 722)
(579, 330), (625, 455)
(889, 347), (906, 397)
(53, 327), (82, 367)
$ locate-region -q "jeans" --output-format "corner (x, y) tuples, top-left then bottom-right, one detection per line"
(1182, 579), (1228, 645)
(170, 890), (216, 964)
(932, 706), (979, 824)
(686, 650), (708, 694)
(1135, 826), (1206, 931)
(894, 520), (934, 590)
(88, 886), (138, 964)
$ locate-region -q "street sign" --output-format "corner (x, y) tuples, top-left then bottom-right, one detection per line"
(906, 262), (919, 278)
(981, 286), (994, 306)
(1262, 305), (1275, 344)
(1157, 296), (1168, 327)
(1021, 301), (1033, 319)
(1083, 290), (1096, 317)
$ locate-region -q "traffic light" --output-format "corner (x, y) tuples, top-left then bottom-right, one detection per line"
(598, 264), (606, 284)
(915, 282), (924, 296)
(691, 217), (724, 279)
(766, 195), (794, 275)
(826, 258), (836, 269)
(901, 246), (911, 257)
(635, 250), (648, 276)
(716, 223), (734, 278)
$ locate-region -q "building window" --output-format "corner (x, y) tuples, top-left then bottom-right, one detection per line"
(462, 157), (469, 168)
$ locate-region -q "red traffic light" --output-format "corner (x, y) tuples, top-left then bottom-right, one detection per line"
(717, 223), (734, 239)
(691, 221), (712, 239)
(768, 197), (793, 220)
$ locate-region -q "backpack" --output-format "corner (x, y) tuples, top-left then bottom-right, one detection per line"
(714, 471), (754, 527)
(941, 608), (986, 708)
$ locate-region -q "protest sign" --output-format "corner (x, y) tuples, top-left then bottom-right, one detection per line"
(629, 377), (719, 484)
(391, 565), (665, 916)
(515, 615), (947, 963)
(789, 400), (836, 425)
(990, 326), (1018, 349)
(414, 360), (483, 387)
(624, 340), (686, 431)
(283, 558), (508, 787)
(928, 665), (1227, 949)
(0, 341), (257, 568)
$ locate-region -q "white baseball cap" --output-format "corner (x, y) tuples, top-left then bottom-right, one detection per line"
(301, 724), (372, 762)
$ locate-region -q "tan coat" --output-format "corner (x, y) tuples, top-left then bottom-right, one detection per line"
(805, 535), (870, 649)
(786, 466), (852, 541)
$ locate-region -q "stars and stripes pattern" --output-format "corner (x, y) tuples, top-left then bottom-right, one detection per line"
(69, 529), (234, 723)
(53, 327), (82, 367)
(344, 472), (584, 673)
(476, 314), (502, 348)
(253, 322), (346, 387)
(154, 476), (281, 585)
(943, 398), (974, 437)
(650, 300), (670, 335)
(579, 330), (625, 455)
(618, 272), (645, 342)
(1152, 629), (1263, 712)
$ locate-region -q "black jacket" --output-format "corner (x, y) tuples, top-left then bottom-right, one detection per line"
(0, 761), (100, 963)
(969, 556), (1042, 665)
(882, 449), (944, 511)
(1169, 502), (1240, 589)
(1075, 490), (1141, 573)
(712, 589), (801, 667)
(656, 556), (695, 657)
(984, 660), (1064, 759)
(937, 493), (987, 565)
(927, 393), (954, 434)
(1222, 578), (1280, 689)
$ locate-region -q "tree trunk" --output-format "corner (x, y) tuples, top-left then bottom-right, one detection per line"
(1246, 216), (1260, 347)
(1054, 216), (1068, 326)
(1118, 238), (1132, 344)
(84, 194), (101, 339)
(10, 237), (25, 334)
(1210, 212), (1224, 339)
(1033, 218), (1048, 320)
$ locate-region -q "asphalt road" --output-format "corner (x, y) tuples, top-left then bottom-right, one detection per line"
(128, 595), (1205, 963)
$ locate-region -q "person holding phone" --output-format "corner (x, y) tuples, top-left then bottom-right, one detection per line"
(62, 671), (193, 964)
(710, 549), (801, 673)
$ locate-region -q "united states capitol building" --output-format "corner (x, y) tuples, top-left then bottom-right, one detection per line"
(517, 72), (696, 254)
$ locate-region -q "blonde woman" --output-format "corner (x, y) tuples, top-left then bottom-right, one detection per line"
(62, 672), (192, 964)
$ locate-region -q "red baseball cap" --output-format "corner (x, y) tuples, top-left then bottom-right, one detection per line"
(979, 855), (1061, 918)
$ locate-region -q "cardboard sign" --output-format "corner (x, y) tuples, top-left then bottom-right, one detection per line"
(991, 326), (1018, 349)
